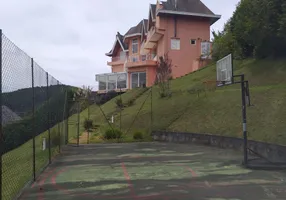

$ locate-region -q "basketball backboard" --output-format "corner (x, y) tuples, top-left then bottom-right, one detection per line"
(216, 54), (233, 87)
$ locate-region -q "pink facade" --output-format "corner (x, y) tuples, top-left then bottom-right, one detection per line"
(100, 0), (221, 92)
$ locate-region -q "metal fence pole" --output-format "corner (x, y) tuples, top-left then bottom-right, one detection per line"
(57, 81), (61, 152)
(150, 87), (153, 132)
(31, 58), (36, 181)
(0, 29), (3, 200)
(87, 91), (90, 144)
(46, 72), (51, 164)
(77, 101), (80, 147)
(65, 96), (69, 145)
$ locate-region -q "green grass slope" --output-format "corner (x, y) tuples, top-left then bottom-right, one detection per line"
(88, 59), (286, 145)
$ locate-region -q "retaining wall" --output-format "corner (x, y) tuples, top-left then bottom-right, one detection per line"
(152, 131), (286, 163)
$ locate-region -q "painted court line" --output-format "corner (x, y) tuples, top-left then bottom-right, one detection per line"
(121, 161), (137, 200)
(38, 167), (60, 200)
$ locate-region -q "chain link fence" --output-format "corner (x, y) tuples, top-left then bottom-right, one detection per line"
(0, 30), (71, 200)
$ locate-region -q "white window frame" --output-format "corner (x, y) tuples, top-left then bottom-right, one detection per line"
(171, 38), (180, 50)
(132, 39), (138, 54)
(201, 41), (211, 59)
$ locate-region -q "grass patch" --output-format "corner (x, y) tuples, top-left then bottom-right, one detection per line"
(86, 59), (286, 145)
(2, 123), (65, 200)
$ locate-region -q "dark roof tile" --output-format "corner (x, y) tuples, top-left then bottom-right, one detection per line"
(161, 0), (215, 15)
(125, 20), (145, 36)
(143, 19), (148, 34)
(151, 4), (156, 19)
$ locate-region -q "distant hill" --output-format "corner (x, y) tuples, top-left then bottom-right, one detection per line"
(2, 85), (70, 117)
(2, 105), (22, 126)
(3, 85), (77, 153)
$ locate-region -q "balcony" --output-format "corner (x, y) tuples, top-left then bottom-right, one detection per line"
(126, 53), (157, 68)
(107, 56), (126, 66)
(95, 72), (128, 93)
(144, 26), (164, 50)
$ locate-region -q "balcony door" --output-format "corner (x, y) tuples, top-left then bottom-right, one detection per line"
(131, 72), (146, 89)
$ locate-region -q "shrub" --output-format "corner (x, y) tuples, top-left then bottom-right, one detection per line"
(115, 98), (123, 108)
(50, 135), (61, 147)
(133, 131), (144, 140)
(104, 128), (123, 140)
(127, 99), (135, 107)
(84, 119), (93, 131)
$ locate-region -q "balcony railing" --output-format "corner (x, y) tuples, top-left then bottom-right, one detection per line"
(125, 53), (157, 68)
(107, 56), (126, 66)
(127, 53), (156, 63)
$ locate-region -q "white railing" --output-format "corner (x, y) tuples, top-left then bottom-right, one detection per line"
(109, 55), (126, 63)
(127, 53), (157, 63)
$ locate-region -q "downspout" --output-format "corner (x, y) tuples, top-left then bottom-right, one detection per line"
(174, 0), (178, 37)
(174, 16), (177, 37)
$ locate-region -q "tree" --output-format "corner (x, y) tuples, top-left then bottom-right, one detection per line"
(155, 53), (172, 98)
(212, 0), (286, 60)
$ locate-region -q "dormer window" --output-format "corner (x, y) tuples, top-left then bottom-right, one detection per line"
(132, 39), (138, 54)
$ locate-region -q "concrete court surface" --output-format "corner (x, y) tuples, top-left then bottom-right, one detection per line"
(19, 142), (286, 200)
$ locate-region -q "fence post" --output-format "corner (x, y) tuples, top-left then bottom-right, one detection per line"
(57, 81), (61, 152)
(0, 29), (3, 200)
(65, 94), (69, 145)
(150, 87), (153, 132)
(46, 72), (51, 164)
(87, 91), (90, 144)
(31, 58), (36, 181)
(77, 101), (80, 147)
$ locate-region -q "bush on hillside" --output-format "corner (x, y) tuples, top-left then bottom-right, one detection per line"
(115, 98), (124, 108)
(133, 131), (144, 140)
(127, 99), (135, 107)
(83, 119), (93, 132)
(156, 53), (173, 98)
(103, 128), (123, 140)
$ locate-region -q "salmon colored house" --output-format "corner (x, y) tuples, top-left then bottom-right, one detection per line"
(96, 0), (221, 93)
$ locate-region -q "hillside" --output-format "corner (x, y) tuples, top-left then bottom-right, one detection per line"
(85, 59), (286, 145)
(2, 85), (68, 117)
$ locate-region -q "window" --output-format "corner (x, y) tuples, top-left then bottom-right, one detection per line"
(132, 39), (138, 54)
(97, 75), (107, 91)
(132, 55), (139, 62)
(117, 73), (127, 89)
(201, 42), (211, 59)
(171, 39), (180, 50)
(131, 72), (146, 89)
(141, 55), (146, 61)
(190, 39), (196, 45)
(120, 51), (126, 61)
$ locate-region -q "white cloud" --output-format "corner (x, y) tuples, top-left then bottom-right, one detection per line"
(0, 0), (239, 90)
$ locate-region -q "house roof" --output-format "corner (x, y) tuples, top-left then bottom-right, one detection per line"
(106, 19), (148, 56)
(150, 4), (156, 20)
(125, 19), (147, 38)
(105, 32), (128, 56)
(158, 0), (221, 25)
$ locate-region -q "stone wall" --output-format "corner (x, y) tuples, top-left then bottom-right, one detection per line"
(152, 131), (286, 164)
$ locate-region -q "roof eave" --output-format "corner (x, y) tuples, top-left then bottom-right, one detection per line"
(157, 10), (221, 25)
(106, 35), (129, 56)
(124, 33), (142, 41)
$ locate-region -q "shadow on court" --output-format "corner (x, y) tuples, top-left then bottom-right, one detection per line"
(19, 142), (286, 200)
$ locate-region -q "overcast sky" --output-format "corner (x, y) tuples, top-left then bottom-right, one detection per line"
(0, 0), (240, 90)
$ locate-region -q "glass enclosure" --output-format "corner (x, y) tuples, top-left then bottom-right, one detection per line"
(96, 72), (127, 91)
